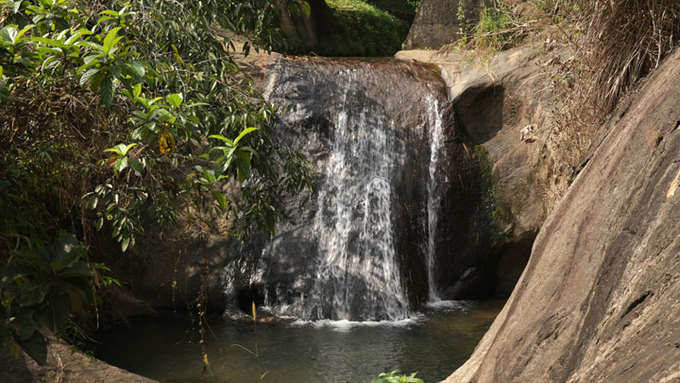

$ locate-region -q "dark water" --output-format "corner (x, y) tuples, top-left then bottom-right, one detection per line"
(96, 300), (502, 383)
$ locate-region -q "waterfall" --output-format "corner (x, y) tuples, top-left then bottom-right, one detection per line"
(306, 69), (409, 321)
(426, 96), (444, 302)
(242, 58), (453, 322)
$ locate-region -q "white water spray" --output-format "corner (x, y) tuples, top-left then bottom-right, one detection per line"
(307, 70), (409, 320)
(426, 95), (445, 302)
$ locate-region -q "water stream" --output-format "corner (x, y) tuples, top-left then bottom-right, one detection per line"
(426, 96), (444, 302)
(96, 301), (503, 383)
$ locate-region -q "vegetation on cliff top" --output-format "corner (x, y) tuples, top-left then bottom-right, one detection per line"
(276, 0), (417, 56)
(457, 0), (679, 114)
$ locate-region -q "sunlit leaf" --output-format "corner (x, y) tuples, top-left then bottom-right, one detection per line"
(102, 27), (123, 56)
(166, 93), (183, 107)
(233, 127), (258, 145)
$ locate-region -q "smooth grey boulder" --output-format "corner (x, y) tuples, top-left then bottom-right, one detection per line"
(445, 48), (680, 383)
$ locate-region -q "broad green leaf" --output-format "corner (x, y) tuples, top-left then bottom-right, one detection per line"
(82, 53), (102, 66)
(233, 127), (258, 145)
(0, 26), (18, 44)
(166, 93), (183, 107)
(8, 0), (23, 14)
(12, 310), (38, 340)
(102, 27), (122, 56)
(96, 16), (116, 25)
(121, 236), (130, 252)
(76, 40), (103, 52)
(79, 68), (99, 86)
(113, 157), (128, 173)
(31, 36), (65, 48)
(208, 134), (234, 146)
(236, 158), (251, 182)
(103, 145), (123, 156)
(119, 143), (138, 156)
(298, 0), (311, 19)
(13, 24), (34, 44)
(129, 157), (144, 174)
(49, 292), (71, 332)
(99, 10), (119, 17)
(64, 28), (92, 46)
(128, 61), (145, 79)
(132, 83), (142, 98)
(16, 283), (48, 307)
(104, 143), (136, 156)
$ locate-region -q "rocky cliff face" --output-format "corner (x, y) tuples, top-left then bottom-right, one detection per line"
(445, 48), (680, 383)
(404, 0), (489, 49)
(229, 56), (501, 319)
(397, 46), (565, 297)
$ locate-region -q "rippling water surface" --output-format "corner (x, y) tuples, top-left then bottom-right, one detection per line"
(96, 300), (503, 383)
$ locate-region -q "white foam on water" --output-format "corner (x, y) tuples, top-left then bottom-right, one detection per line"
(425, 299), (470, 311)
(289, 315), (424, 332)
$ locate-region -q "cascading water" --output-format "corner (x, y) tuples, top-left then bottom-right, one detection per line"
(426, 96), (444, 302)
(232, 57), (458, 322)
(306, 72), (408, 320)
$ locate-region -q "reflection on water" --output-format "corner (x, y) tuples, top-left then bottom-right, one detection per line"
(95, 300), (503, 383)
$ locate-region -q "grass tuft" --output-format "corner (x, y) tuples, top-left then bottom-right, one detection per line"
(582, 0), (680, 112)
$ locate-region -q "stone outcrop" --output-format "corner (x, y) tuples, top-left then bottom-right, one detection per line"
(404, 0), (490, 49)
(0, 338), (157, 383)
(445, 48), (680, 382)
(234, 56), (498, 318)
(397, 46), (568, 297)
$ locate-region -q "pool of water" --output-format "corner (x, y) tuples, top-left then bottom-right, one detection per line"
(95, 300), (503, 383)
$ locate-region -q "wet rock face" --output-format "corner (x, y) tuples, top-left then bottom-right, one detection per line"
(226, 57), (492, 320)
(446, 49), (680, 383)
(404, 0), (490, 49)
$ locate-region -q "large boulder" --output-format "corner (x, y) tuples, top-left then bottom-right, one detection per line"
(404, 0), (490, 49)
(0, 337), (156, 383)
(397, 46), (567, 297)
(445, 48), (680, 382)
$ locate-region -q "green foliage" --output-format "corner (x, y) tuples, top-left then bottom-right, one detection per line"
(323, 0), (409, 56)
(280, 0), (410, 56)
(0, 0), (309, 362)
(1, 0), (311, 253)
(453, 2), (525, 55)
(474, 5), (515, 52)
(454, 0), (471, 48)
(363, 0), (420, 22)
(0, 233), (116, 365)
(371, 370), (425, 383)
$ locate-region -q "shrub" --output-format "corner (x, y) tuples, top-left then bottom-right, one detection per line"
(371, 370), (425, 383)
(454, 1), (527, 55)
